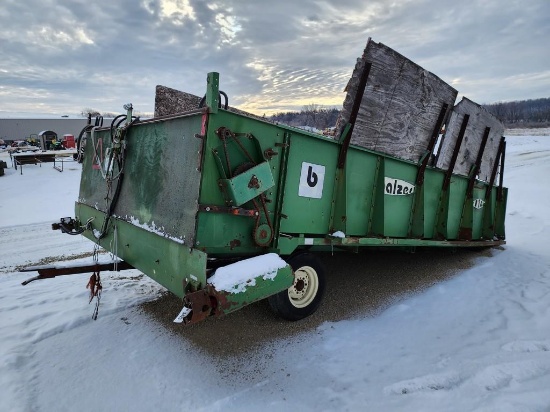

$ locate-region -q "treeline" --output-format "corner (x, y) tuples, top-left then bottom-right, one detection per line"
(268, 98), (550, 130)
(269, 104), (340, 131)
(483, 98), (550, 128)
(83, 97), (550, 130)
(80, 108), (152, 119)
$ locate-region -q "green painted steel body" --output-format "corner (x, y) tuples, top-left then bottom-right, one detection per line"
(214, 265), (294, 316)
(77, 203), (207, 298)
(74, 72), (507, 320)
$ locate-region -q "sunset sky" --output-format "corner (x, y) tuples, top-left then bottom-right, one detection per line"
(1, 0), (548, 117)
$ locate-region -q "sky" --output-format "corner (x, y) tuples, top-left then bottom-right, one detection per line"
(0, 0), (549, 117)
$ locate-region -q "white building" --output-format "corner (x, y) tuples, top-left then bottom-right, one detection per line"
(0, 116), (89, 143)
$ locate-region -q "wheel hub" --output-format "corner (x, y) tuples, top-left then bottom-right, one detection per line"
(288, 266), (319, 308)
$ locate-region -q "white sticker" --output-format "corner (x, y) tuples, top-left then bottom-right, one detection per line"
(384, 177), (415, 196)
(103, 148), (114, 174)
(473, 199), (485, 209)
(299, 162), (325, 199)
(173, 306), (192, 323)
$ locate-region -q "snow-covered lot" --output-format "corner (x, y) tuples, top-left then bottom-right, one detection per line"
(1, 132), (549, 412)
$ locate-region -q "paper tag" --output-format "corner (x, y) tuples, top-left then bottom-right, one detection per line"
(173, 306), (192, 323)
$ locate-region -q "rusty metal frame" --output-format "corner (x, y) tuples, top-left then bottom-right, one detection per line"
(408, 103), (451, 237)
(198, 203), (259, 218)
(484, 136), (505, 202)
(337, 62), (372, 169)
(497, 140), (506, 202)
(21, 261), (134, 285)
(443, 114), (470, 190)
(466, 126), (491, 197)
(416, 103), (449, 186)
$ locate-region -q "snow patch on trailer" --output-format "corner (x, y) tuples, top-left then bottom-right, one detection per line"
(121, 215), (186, 244)
(209, 253), (288, 294)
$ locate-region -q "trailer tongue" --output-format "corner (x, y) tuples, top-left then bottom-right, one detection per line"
(22, 39), (507, 325)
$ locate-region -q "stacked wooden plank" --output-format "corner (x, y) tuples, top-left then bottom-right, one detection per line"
(336, 39), (505, 182)
(336, 39), (457, 163)
(435, 97), (504, 181)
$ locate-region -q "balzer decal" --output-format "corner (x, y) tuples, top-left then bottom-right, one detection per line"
(473, 199), (485, 209)
(384, 177), (415, 196)
(299, 162), (325, 199)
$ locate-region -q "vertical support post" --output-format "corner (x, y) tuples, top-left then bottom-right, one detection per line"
(466, 126), (491, 197)
(331, 62), (371, 235)
(416, 103), (449, 186)
(409, 103), (450, 237)
(459, 126), (491, 240)
(206, 72), (220, 114)
(367, 156), (381, 236)
(125, 103), (133, 125)
(497, 140), (506, 202)
(443, 114), (469, 191)
(494, 140), (507, 239)
(273, 132), (291, 249)
(337, 63), (372, 169)
(484, 136), (505, 203)
(434, 114), (469, 239)
(482, 136), (506, 238)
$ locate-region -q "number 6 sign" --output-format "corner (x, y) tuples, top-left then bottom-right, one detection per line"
(299, 162), (325, 199)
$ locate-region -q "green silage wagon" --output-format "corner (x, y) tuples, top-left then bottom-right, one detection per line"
(25, 40), (507, 324)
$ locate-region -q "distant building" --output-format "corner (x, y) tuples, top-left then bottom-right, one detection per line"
(0, 117), (88, 143)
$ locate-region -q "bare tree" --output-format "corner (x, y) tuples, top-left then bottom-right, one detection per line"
(302, 103), (320, 127)
(81, 108), (101, 117)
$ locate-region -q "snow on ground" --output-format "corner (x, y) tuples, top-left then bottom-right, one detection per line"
(504, 127), (550, 136)
(1, 133), (550, 412)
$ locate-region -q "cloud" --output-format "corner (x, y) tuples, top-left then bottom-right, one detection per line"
(0, 0), (548, 116)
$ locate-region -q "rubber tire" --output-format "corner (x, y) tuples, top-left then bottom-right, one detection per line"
(268, 253), (326, 321)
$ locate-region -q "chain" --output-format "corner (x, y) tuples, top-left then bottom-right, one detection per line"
(231, 132), (256, 163)
(251, 194), (274, 246)
(110, 224), (119, 272)
(87, 244), (103, 320)
(91, 272), (102, 321)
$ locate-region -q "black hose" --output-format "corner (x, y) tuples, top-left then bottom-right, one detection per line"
(59, 222), (85, 235)
(95, 115), (139, 240)
(110, 115), (139, 142)
(75, 124), (93, 163)
(110, 115), (126, 142)
(198, 91), (229, 109)
(219, 91), (229, 109)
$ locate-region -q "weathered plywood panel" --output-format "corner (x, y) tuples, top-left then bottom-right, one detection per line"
(154, 84), (266, 122)
(435, 97), (504, 180)
(154, 85), (201, 117)
(336, 39), (457, 163)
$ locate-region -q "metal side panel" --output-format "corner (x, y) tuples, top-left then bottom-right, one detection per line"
(279, 133), (340, 235)
(76, 203), (207, 298)
(78, 114), (203, 246)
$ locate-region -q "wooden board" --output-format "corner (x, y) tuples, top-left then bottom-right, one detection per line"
(154, 85), (202, 117)
(154, 85), (266, 122)
(336, 39), (458, 163)
(435, 97), (504, 180)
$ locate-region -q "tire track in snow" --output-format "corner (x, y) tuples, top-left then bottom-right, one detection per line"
(0, 222), (98, 273)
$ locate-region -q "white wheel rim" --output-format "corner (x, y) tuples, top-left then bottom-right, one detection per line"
(288, 265), (319, 308)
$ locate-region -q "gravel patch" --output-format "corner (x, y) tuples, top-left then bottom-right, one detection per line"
(140, 247), (495, 356)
